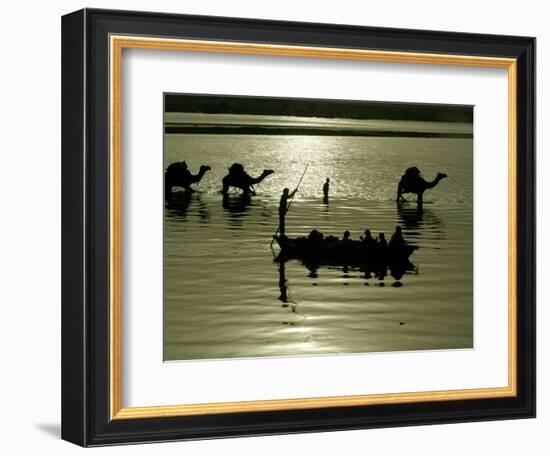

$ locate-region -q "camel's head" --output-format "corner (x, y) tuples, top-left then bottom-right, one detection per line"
(200, 165), (212, 172)
(437, 172), (448, 180)
(263, 169), (275, 177)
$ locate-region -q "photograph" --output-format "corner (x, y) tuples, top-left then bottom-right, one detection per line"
(57, 5), (536, 448)
(163, 93), (474, 361)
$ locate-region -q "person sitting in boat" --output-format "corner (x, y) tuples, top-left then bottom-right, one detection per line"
(325, 234), (339, 244)
(378, 232), (388, 249)
(342, 230), (352, 243)
(308, 229), (323, 242)
(307, 229), (325, 248)
(389, 226), (407, 249)
(279, 187), (297, 237)
(360, 229), (376, 247)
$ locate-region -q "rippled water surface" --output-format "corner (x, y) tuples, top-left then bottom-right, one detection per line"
(164, 131), (473, 360)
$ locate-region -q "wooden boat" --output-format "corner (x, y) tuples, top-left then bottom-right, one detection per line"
(273, 235), (417, 267)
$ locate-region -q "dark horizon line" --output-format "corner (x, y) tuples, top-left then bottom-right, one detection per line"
(164, 124), (472, 139)
(165, 93), (474, 124)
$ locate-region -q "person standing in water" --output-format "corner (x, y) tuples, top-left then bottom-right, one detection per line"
(279, 187), (297, 237)
(322, 178), (330, 203)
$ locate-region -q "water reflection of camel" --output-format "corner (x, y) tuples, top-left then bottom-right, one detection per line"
(222, 192), (252, 214)
(396, 201), (444, 236)
(164, 161), (211, 199)
(221, 163), (274, 195)
(222, 196), (252, 230)
(397, 167), (447, 206)
(165, 192), (209, 221)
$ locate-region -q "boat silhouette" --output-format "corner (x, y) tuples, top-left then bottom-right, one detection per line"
(273, 235), (417, 268)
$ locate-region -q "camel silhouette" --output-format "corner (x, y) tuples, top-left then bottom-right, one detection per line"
(221, 163), (274, 195)
(396, 167), (447, 205)
(164, 161), (211, 198)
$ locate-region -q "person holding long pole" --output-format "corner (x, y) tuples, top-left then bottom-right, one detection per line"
(270, 162), (309, 246)
(278, 187), (298, 238)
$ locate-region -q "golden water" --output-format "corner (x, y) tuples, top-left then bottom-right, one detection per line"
(164, 131), (473, 360)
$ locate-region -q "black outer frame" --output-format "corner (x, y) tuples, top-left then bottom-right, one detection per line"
(61, 8), (535, 447)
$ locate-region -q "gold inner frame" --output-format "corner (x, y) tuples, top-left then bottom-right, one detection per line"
(109, 35), (518, 420)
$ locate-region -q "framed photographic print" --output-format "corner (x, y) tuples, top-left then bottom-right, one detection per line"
(61, 8), (535, 447)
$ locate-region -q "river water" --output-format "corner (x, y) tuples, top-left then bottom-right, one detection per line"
(164, 122), (473, 361)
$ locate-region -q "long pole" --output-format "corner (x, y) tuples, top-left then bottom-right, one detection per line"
(270, 162), (309, 247)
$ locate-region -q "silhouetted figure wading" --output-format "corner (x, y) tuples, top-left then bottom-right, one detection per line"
(323, 178), (330, 203)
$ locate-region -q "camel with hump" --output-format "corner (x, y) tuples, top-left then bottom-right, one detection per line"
(164, 161), (211, 198)
(221, 163), (274, 195)
(396, 167), (447, 206)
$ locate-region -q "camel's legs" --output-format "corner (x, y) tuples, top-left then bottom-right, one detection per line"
(221, 181), (229, 194)
(164, 181), (173, 199)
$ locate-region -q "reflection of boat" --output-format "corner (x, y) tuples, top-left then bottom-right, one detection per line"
(275, 252), (416, 288)
(274, 235), (417, 266)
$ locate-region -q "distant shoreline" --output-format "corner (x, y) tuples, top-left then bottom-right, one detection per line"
(164, 124), (473, 139)
(165, 94), (473, 123)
